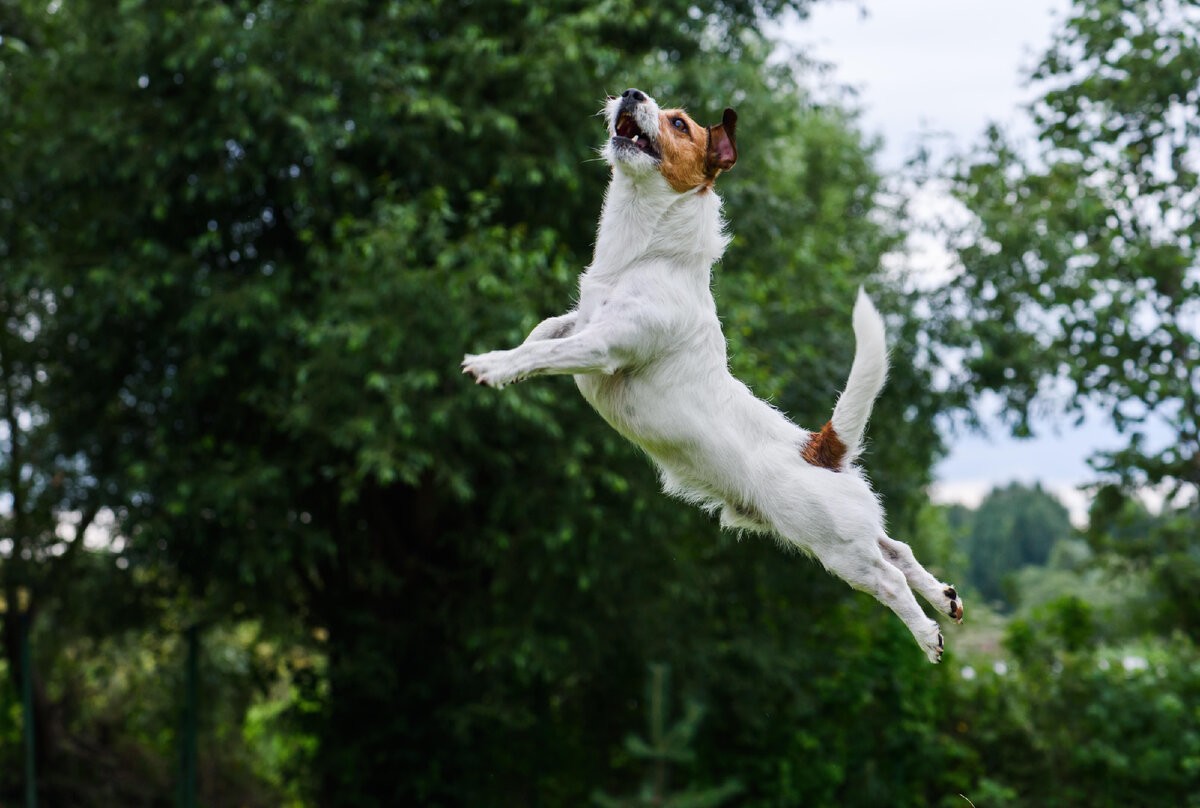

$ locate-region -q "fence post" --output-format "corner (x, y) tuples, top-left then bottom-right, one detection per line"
(178, 624), (199, 808)
(18, 587), (36, 808)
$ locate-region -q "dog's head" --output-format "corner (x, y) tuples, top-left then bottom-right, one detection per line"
(602, 88), (738, 193)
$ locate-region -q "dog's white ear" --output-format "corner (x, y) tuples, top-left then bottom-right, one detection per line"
(707, 108), (738, 173)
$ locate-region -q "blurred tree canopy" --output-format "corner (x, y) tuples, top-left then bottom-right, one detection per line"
(963, 483), (1074, 608)
(933, 0), (1200, 643)
(2, 0), (1198, 805)
(936, 0), (1200, 493)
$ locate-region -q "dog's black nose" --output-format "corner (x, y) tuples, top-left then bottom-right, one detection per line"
(621, 88), (646, 102)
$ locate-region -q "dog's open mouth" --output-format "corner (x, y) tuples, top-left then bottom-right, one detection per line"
(614, 110), (661, 159)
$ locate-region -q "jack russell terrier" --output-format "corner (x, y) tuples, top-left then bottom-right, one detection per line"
(462, 88), (962, 662)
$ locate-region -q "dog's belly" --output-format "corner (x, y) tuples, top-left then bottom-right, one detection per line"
(575, 367), (688, 454)
(575, 358), (720, 447)
(575, 362), (802, 506)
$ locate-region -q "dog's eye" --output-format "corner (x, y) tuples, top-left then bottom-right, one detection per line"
(672, 118), (687, 132)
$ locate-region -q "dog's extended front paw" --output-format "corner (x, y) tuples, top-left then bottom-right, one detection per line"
(462, 350), (521, 389)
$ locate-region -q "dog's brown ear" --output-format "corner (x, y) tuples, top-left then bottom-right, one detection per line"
(706, 107), (738, 174)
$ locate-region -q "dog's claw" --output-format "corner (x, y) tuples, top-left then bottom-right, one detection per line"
(919, 621), (945, 663)
(461, 350), (519, 389)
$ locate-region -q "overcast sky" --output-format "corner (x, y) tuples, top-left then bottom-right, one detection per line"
(779, 0), (1117, 520)
(787, 0), (1072, 170)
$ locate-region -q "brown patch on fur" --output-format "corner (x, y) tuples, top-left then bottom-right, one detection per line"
(800, 421), (846, 471)
(657, 109), (711, 192)
(656, 107), (738, 193)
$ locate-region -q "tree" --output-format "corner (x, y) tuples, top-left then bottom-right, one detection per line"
(1088, 489), (1200, 637)
(592, 664), (742, 808)
(935, 0), (1200, 493)
(2, 0), (956, 804)
(932, 0), (1200, 629)
(965, 483), (1074, 607)
(1, 190), (113, 800)
(950, 619), (1200, 807)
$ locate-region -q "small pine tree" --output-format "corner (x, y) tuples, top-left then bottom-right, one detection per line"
(592, 664), (742, 808)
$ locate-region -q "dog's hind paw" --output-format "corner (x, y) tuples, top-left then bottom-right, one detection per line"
(920, 621), (944, 664)
(944, 586), (964, 624)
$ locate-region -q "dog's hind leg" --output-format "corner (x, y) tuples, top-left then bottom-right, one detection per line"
(816, 545), (945, 663)
(878, 535), (963, 624)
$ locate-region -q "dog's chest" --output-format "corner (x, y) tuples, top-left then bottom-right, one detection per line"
(572, 276), (726, 451)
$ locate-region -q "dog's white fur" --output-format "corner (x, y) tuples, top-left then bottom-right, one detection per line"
(463, 89), (961, 661)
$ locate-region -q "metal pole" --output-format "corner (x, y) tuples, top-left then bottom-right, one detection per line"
(178, 624), (199, 808)
(649, 663), (668, 802)
(19, 588), (36, 808)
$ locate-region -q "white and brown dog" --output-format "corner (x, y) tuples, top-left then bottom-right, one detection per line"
(463, 88), (962, 661)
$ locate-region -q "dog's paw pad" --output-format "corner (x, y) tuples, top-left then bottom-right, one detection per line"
(944, 586), (964, 624)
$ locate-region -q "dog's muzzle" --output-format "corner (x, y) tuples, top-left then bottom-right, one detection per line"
(612, 88), (660, 160)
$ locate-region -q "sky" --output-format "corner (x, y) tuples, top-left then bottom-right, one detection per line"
(778, 0), (1116, 522)
(786, 0), (1072, 170)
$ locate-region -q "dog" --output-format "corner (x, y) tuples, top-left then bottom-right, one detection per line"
(462, 88), (962, 662)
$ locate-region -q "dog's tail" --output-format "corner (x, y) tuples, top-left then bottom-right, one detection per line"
(802, 289), (888, 470)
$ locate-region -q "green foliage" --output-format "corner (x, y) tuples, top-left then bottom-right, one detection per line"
(927, 0), (1200, 685)
(963, 483), (1074, 608)
(952, 627), (1200, 808)
(8, 0), (1199, 806)
(926, 0), (1200, 657)
(1008, 547), (1151, 639)
(1088, 493), (1200, 638)
(592, 664), (742, 808)
(10, 609), (316, 805)
(933, 0), (1200, 495)
(1, 0), (953, 803)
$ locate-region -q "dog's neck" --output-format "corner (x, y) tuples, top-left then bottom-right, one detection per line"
(589, 170), (729, 277)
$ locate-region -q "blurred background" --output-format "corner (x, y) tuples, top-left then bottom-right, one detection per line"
(1, 0), (1198, 805)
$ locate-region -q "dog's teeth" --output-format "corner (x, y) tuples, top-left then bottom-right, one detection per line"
(631, 134), (639, 143)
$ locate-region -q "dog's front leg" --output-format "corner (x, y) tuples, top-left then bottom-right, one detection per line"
(463, 321), (628, 388)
